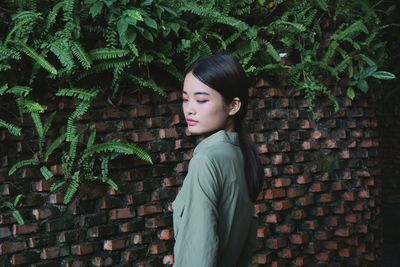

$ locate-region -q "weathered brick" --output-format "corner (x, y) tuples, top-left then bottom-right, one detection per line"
(109, 208), (135, 220)
(264, 188), (286, 199)
(0, 241), (27, 254)
(150, 242), (171, 255)
(11, 249), (40, 265)
(290, 233), (309, 245)
(13, 222), (38, 235)
(137, 203), (163, 216)
(103, 238), (129, 250)
(71, 242), (101, 255)
(266, 237), (287, 249)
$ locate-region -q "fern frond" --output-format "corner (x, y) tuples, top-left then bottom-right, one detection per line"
(22, 99), (46, 113)
(0, 119), (21, 136)
(31, 112), (44, 138)
(76, 59), (131, 80)
(0, 46), (21, 60)
(71, 41), (92, 69)
(102, 177), (119, 190)
(180, 2), (249, 31)
(0, 64), (11, 71)
(44, 132), (67, 161)
(265, 42), (281, 62)
(100, 156), (109, 178)
(43, 112), (56, 136)
(63, 171), (80, 204)
(56, 88), (99, 101)
(40, 166), (54, 180)
(12, 41), (57, 75)
(89, 48), (130, 61)
(8, 85), (32, 97)
(49, 39), (75, 70)
(82, 140), (153, 164)
(0, 84), (8, 95)
(331, 20), (368, 41)
(50, 180), (65, 192)
(128, 75), (166, 96)
(45, 1), (64, 31)
(8, 159), (39, 175)
(63, 0), (75, 20)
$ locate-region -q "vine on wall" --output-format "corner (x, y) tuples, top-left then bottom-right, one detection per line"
(0, 0), (396, 213)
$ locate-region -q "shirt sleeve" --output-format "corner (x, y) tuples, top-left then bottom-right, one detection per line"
(237, 212), (258, 266)
(173, 155), (220, 267)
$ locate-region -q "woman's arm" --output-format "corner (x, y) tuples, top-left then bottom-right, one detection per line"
(173, 155), (220, 267)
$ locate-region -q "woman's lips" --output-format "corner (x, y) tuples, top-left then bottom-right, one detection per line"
(186, 119), (198, 126)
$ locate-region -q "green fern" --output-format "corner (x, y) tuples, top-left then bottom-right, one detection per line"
(44, 132), (67, 161)
(89, 48), (130, 61)
(82, 140), (153, 164)
(71, 41), (92, 70)
(50, 180), (65, 192)
(8, 159), (39, 175)
(49, 39), (75, 71)
(56, 88), (98, 101)
(128, 75), (166, 96)
(40, 166), (54, 180)
(0, 119), (22, 136)
(64, 171), (80, 204)
(12, 41), (57, 75)
(45, 1), (64, 31)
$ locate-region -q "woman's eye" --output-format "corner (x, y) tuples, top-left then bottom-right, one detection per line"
(197, 100), (208, 103)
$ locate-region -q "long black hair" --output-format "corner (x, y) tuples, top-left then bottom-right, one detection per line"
(186, 54), (263, 202)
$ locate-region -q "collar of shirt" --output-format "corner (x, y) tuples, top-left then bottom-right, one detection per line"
(193, 130), (240, 156)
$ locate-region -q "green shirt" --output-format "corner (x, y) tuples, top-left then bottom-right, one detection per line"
(172, 130), (258, 267)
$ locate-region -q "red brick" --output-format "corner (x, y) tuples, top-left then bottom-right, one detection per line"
(309, 182), (328, 193)
(40, 246), (69, 259)
(318, 193), (336, 203)
(331, 181), (346, 191)
(10, 250), (40, 265)
(324, 215), (341, 227)
(345, 213), (359, 223)
(301, 219), (318, 230)
(13, 222), (38, 235)
(255, 203), (267, 214)
(334, 227), (352, 237)
(129, 107), (149, 117)
(290, 233), (309, 244)
(271, 259), (288, 267)
(272, 199), (293, 211)
(162, 254), (174, 265)
(296, 195), (314, 206)
(71, 242), (100, 255)
(145, 215), (171, 228)
(158, 228), (174, 240)
(283, 165), (302, 174)
(254, 252), (273, 264)
(265, 213), (281, 224)
(110, 208), (135, 220)
(0, 241), (27, 254)
(287, 187), (305, 198)
(292, 255), (311, 266)
(103, 238), (129, 250)
(302, 141), (320, 150)
(137, 204), (162, 216)
(312, 206), (329, 216)
(315, 230), (332, 240)
(266, 237), (287, 249)
(304, 241), (322, 254)
(273, 178), (291, 187)
(358, 189), (370, 198)
(150, 242), (170, 254)
(278, 246), (299, 259)
(315, 250), (336, 262)
(159, 128), (178, 139)
(257, 226), (271, 238)
(338, 247), (352, 257)
(264, 188), (286, 199)
(324, 240), (343, 250)
(132, 132), (154, 142)
(291, 209), (307, 219)
(276, 223), (295, 234)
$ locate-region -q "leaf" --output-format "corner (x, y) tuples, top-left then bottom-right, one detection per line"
(0, 84), (8, 95)
(31, 113), (44, 138)
(314, 0), (328, 11)
(50, 180), (65, 192)
(0, 119), (21, 136)
(346, 87), (355, 100)
(141, 30), (154, 42)
(40, 166), (54, 180)
(357, 80), (369, 93)
(265, 42), (280, 62)
(144, 17), (157, 29)
(89, 2), (103, 17)
(8, 159), (39, 175)
(12, 210), (25, 225)
(371, 71), (396, 80)
(14, 194), (22, 206)
(13, 41), (57, 75)
(44, 132), (67, 161)
(102, 177), (119, 190)
(125, 9), (144, 21)
(360, 66), (377, 79)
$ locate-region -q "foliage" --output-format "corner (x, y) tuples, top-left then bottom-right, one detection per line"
(0, 0), (397, 206)
(0, 194), (24, 224)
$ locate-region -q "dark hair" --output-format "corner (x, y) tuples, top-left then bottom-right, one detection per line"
(186, 54), (263, 202)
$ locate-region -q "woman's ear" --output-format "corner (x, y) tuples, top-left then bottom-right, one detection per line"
(228, 97), (241, 116)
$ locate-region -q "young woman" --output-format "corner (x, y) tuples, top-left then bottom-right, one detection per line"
(172, 54), (263, 267)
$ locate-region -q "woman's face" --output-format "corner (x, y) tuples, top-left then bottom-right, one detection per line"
(182, 72), (233, 136)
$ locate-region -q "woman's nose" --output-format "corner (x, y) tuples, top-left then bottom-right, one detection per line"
(186, 100), (196, 115)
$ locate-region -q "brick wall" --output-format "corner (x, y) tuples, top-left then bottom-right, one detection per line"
(0, 76), (381, 266)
